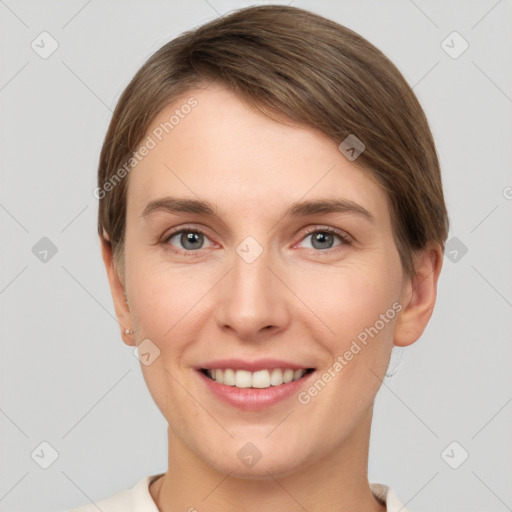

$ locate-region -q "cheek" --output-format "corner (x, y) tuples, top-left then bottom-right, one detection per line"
(126, 260), (204, 419)
(126, 254), (209, 340)
(295, 259), (401, 340)
(294, 256), (402, 401)
(300, 268), (399, 417)
(125, 257), (217, 411)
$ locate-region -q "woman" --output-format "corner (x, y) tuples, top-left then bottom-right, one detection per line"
(74, 4), (448, 511)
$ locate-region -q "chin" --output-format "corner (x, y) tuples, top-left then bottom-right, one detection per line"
(196, 438), (313, 480)
(210, 455), (305, 480)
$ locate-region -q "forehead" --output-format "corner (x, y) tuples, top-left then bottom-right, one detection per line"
(126, 84), (391, 226)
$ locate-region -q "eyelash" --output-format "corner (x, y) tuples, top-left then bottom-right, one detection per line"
(161, 225), (352, 256)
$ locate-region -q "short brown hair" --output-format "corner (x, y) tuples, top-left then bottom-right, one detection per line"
(97, 4), (449, 279)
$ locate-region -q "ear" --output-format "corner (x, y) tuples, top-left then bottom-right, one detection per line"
(100, 234), (135, 347)
(394, 244), (444, 347)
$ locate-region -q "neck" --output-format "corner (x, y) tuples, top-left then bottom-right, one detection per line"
(151, 407), (385, 512)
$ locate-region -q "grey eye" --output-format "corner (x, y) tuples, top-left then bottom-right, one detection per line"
(167, 230), (212, 251)
(181, 232), (204, 250)
(310, 232), (336, 250)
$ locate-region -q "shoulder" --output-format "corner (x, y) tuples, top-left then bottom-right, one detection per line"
(370, 483), (408, 512)
(67, 473), (163, 512)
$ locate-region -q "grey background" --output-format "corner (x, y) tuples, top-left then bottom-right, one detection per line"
(1, 1), (511, 511)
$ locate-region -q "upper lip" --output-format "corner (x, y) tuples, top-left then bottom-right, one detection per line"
(197, 358), (315, 372)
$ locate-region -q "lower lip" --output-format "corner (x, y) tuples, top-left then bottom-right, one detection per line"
(197, 370), (315, 411)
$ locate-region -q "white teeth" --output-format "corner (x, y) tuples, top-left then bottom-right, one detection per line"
(235, 370), (252, 388)
(223, 368), (235, 386)
(284, 369), (295, 383)
(204, 368), (309, 388)
(269, 368), (283, 386)
(252, 370), (270, 388)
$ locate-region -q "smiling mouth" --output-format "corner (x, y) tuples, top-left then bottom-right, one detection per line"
(200, 367), (315, 389)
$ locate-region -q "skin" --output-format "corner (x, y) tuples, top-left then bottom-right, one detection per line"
(101, 83), (443, 512)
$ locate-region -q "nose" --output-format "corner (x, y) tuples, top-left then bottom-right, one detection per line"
(214, 245), (291, 341)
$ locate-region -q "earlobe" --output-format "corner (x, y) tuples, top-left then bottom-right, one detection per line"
(393, 244), (444, 347)
(100, 236), (135, 347)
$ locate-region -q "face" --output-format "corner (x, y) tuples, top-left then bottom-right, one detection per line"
(107, 83), (429, 478)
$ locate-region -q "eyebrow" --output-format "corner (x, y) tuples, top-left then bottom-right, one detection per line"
(141, 196), (374, 222)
